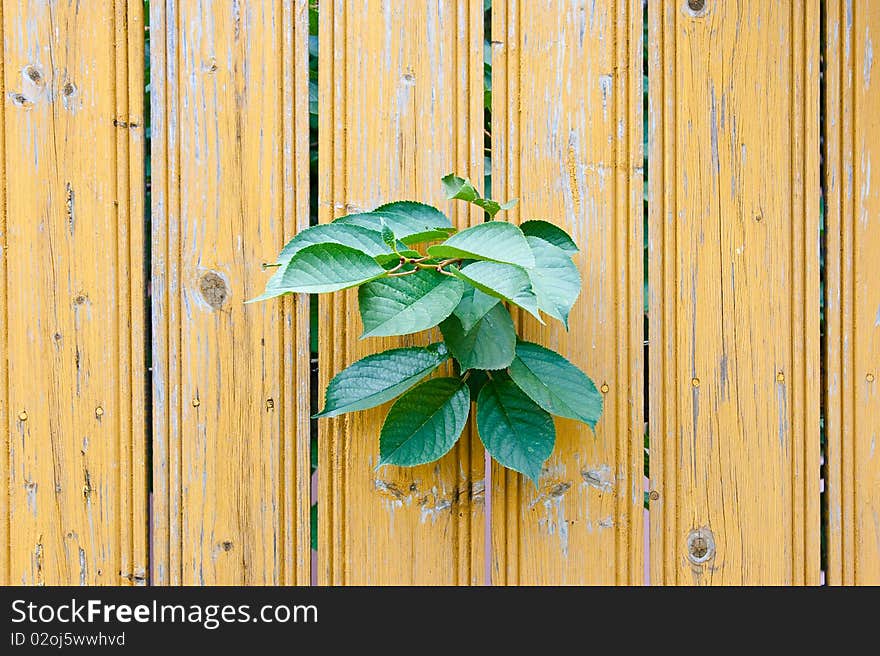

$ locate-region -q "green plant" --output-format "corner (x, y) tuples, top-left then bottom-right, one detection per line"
(252, 174), (602, 486)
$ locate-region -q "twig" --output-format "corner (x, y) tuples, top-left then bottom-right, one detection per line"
(387, 268), (420, 278)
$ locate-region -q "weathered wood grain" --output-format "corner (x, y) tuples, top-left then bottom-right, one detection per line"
(825, 0), (880, 586)
(490, 0), (644, 584)
(150, 0), (311, 585)
(318, 0), (486, 585)
(648, 0), (820, 585)
(0, 0), (146, 584)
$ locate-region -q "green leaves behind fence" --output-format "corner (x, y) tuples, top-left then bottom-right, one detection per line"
(476, 378), (555, 486)
(359, 270), (464, 338)
(315, 343), (450, 418)
(441, 173), (518, 218)
(440, 303), (515, 371)
(253, 176), (602, 486)
(379, 378), (471, 467)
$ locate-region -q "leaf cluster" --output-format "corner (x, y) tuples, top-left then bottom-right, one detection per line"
(253, 175), (602, 485)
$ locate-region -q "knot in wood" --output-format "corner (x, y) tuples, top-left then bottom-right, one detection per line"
(686, 527), (716, 564)
(25, 66), (43, 84)
(199, 271), (228, 309)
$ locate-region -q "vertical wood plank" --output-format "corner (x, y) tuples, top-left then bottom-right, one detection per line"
(825, 0), (880, 586)
(1, 0), (146, 584)
(151, 0), (311, 585)
(490, 0), (644, 584)
(318, 0), (485, 585)
(648, 0), (820, 585)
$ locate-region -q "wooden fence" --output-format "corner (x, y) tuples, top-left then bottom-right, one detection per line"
(0, 0), (876, 585)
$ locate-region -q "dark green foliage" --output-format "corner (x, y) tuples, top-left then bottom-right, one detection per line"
(254, 175), (603, 486)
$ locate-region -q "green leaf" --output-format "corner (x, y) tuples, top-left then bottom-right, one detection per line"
(315, 342), (451, 418)
(335, 209), (453, 245)
(280, 243), (387, 293)
(472, 197), (518, 219)
(453, 287), (499, 332)
(379, 378), (471, 467)
(427, 221), (535, 268)
(520, 220), (579, 253)
(358, 269), (465, 338)
(380, 223), (397, 250)
(399, 228), (457, 245)
(508, 341), (603, 428)
(249, 223), (398, 303)
(278, 222), (393, 264)
(450, 261), (543, 323)
(441, 174), (516, 218)
(476, 379), (555, 486)
(441, 173), (480, 202)
(247, 265), (290, 303)
(374, 201), (454, 233)
(525, 236), (581, 328)
(440, 303), (515, 370)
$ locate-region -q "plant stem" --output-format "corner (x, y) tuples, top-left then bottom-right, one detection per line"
(387, 268), (420, 278)
(385, 258), (407, 275)
(386, 255), (462, 277)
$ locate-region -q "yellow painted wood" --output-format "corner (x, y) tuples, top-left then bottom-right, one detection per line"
(1, 0), (146, 584)
(150, 0), (311, 585)
(648, 0), (820, 585)
(318, 0), (486, 585)
(490, 0), (644, 584)
(825, 0), (880, 586)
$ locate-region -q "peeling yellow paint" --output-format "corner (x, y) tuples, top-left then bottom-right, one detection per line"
(491, 0), (644, 585)
(1, 0), (146, 585)
(825, 0), (880, 586)
(149, 0), (311, 585)
(318, 0), (485, 585)
(649, 0), (821, 585)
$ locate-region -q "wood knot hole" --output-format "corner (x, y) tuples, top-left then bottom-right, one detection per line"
(649, 490), (660, 501)
(686, 527), (715, 564)
(25, 66), (43, 84)
(867, 373), (875, 383)
(62, 82), (76, 97)
(199, 271), (228, 309)
(600, 383), (609, 394)
(687, 0), (706, 12)
(221, 540), (234, 552)
(11, 93), (31, 108)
